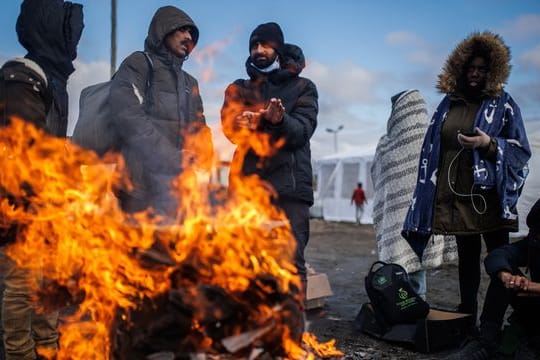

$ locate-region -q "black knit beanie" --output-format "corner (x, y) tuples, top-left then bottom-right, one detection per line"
(249, 22), (284, 52)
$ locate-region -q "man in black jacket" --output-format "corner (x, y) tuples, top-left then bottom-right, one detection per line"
(446, 198), (540, 360)
(109, 6), (212, 216)
(0, 0), (84, 358)
(221, 22), (318, 300)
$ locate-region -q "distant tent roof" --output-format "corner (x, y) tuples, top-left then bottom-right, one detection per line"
(317, 146), (375, 163)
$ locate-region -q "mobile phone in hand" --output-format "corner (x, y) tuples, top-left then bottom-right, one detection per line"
(459, 128), (478, 137)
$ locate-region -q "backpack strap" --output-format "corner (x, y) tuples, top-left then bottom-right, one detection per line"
(141, 51), (153, 71)
(109, 51), (153, 107)
(140, 51), (154, 109)
(368, 261), (388, 274)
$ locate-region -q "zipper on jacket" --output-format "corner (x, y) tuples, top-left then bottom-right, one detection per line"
(175, 68), (184, 149)
(290, 153), (296, 190)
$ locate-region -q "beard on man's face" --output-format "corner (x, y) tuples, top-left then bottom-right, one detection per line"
(251, 53), (276, 68)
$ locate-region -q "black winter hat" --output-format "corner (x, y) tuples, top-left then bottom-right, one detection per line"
(249, 22), (284, 52)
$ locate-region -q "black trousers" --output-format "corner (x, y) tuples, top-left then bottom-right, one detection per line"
(275, 199), (310, 287)
(480, 277), (540, 337)
(455, 229), (509, 316)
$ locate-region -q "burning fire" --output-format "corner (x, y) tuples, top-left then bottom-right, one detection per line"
(0, 118), (341, 359)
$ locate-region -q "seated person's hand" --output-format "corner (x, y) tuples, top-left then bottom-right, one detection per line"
(498, 271), (530, 291)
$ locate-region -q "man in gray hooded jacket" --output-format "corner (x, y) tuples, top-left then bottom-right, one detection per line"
(109, 6), (212, 216)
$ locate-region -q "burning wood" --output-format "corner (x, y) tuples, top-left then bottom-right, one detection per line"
(111, 268), (305, 358)
(0, 119), (342, 359)
(221, 324), (274, 353)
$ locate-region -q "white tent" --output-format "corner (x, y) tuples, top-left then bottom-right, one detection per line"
(313, 147), (375, 223)
(516, 120), (540, 237)
(311, 120), (540, 226)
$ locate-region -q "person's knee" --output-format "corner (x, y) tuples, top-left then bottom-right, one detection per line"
(3, 330), (36, 359)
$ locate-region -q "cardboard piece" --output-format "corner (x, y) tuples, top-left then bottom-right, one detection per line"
(354, 303), (474, 353)
(306, 273), (333, 310)
(414, 309), (474, 352)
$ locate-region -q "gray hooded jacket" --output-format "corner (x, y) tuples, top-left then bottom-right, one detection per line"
(109, 6), (210, 213)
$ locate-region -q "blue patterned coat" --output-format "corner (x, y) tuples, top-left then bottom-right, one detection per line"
(402, 92), (530, 242)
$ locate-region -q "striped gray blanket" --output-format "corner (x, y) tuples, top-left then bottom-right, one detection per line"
(371, 89), (457, 273)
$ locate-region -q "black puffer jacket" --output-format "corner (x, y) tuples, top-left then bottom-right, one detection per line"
(109, 6), (211, 213)
(485, 198), (540, 281)
(221, 43), (318, 205)
(1, 59), (51, 131)
(14, 0), (84, 137)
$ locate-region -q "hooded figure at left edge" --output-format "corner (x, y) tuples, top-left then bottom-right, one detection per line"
(0, 0), (84, 359)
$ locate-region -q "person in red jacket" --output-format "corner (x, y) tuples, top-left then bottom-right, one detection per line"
(351, 182), (367, 224)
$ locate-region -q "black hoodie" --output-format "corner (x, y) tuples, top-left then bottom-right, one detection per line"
(15, 0), (84, 137)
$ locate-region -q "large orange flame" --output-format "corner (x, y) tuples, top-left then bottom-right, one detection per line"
(0, 118), (341, 359)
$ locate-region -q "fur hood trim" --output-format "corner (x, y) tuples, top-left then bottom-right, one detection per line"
(437, 31), (511, 97)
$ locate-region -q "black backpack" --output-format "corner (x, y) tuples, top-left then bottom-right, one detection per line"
(365, 261), (429, 324)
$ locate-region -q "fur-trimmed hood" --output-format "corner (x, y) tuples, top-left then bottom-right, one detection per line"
(437, 31), (511, 97)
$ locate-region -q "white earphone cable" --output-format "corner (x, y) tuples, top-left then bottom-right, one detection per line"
(447, 147), (487, 215)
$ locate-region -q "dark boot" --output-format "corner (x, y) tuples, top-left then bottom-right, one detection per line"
(514, 335), (540, 360)
(444, 321), (499, 360)
(443, 337), (496, 360)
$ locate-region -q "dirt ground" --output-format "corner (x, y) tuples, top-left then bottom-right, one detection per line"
(304, 219), (491, 360)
